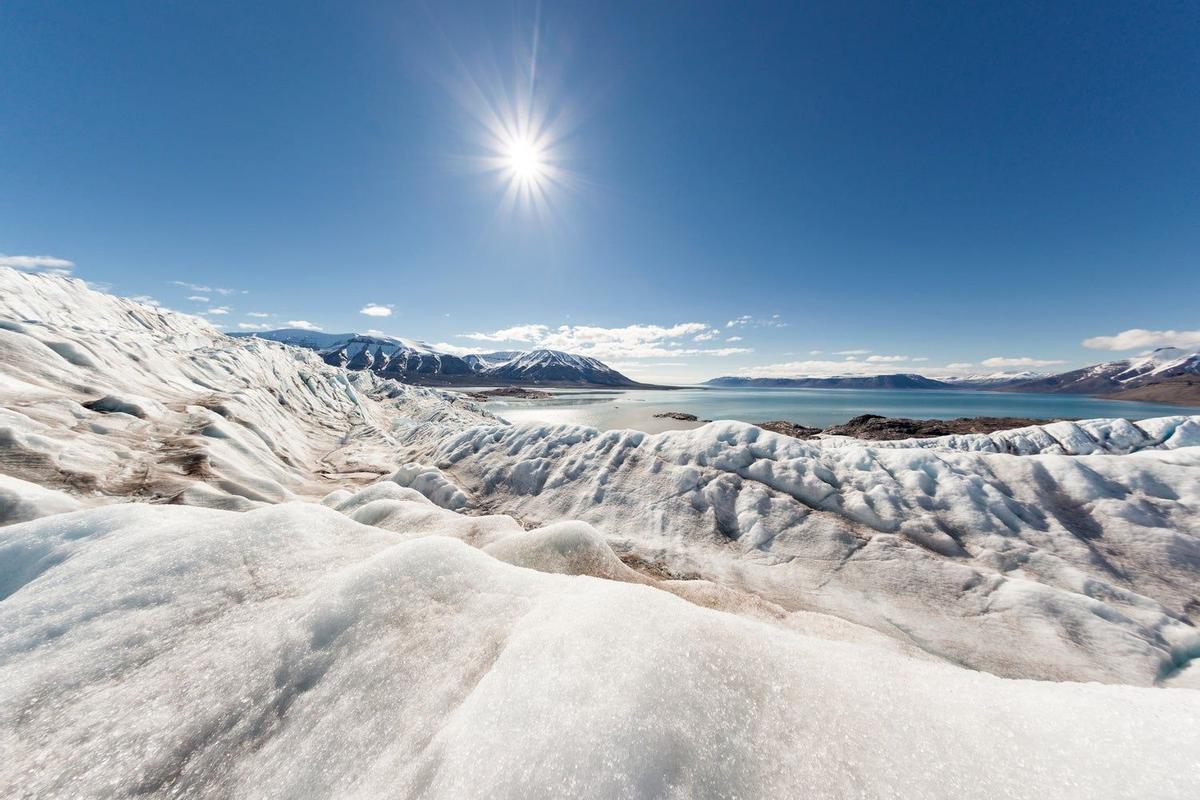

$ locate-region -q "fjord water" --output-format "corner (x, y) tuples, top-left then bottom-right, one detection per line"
(483, 387), (1200, 433)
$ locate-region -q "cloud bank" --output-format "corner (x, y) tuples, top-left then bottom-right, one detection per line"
(459, 322), (751, 360)
(1083, 328), (1200, 351)
(0, 254), (74, 274)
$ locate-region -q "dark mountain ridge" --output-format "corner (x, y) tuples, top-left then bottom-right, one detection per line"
(231, 330), (645, 388)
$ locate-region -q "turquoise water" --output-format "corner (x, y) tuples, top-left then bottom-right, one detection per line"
(482, 387), (1200, 433)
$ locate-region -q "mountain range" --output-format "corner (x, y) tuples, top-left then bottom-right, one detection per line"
(704, 374), (949, 390)
(231, 330), (1200, 404)
(231, 330), (640, 387)
(705, 347), (1200, 405)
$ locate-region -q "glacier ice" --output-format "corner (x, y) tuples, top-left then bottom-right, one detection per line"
(3, 267), (1200, 797)
(3, 502), (1200, 799)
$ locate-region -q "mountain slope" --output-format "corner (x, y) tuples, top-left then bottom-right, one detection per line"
(1003, 347), (1200, 403)
(484, 349), (635, 386)
(232, 330), (477, 385)
(941, 370), (1050, 388)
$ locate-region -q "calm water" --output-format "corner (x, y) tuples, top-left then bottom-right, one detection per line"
(480, 387), (1200, 433)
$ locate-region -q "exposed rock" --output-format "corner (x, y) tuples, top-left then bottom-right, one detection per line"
(1101, 374), (1200, 406)
(755, 420), (822, 438)
(465, 387), (553, 401)
(820, 414), (1065, 440)
(653, 411), (710, 422)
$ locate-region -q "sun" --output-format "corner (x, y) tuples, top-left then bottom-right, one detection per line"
(505, 137), (545, 182)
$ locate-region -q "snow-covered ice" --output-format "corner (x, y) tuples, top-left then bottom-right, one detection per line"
(3, 502), (1200, 799)
(3, 267), (1200, 797)
(403, 418), (1200, 684)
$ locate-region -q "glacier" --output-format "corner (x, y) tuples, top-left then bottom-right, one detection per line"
(2, 267), (1200, 798)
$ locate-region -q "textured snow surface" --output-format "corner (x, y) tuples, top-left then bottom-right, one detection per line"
(0, 268), (494, 507)
(407, 418), (1200, 684)
(4, 268), (1200, 796)
(0, 473), (81, 525)
(3, 502), (1200, 800)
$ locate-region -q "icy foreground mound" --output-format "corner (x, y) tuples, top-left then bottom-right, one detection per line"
(3, 502), (1199, 800)
(408, 418), (1200, 684)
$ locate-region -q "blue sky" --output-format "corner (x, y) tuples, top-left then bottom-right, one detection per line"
(2, 1), (1198, 382)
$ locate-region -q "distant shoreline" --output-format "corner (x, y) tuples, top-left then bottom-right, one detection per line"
(479, 384), (1199, 435)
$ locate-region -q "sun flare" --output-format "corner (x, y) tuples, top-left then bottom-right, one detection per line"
(505, 137), (545, 181)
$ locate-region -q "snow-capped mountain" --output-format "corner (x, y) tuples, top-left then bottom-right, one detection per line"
(941, 370), (1050, 387)
(463, 351), (523, 371)
(484, 349), (634, 386)
(703, 351), (1200, 405)
(234, 330), (639, 387)
(231, 330), (476, 383)
(1003, 347), (1200, 403)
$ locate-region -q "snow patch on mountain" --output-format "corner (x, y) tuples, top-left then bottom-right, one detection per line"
(942, 370), (1050, 386)
(1114, 347), (1200, 383)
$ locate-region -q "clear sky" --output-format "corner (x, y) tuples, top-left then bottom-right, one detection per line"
(2, 1), (1198, 382)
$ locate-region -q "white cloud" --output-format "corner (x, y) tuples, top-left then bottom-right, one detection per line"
(0, 253), (74, 273)
(865, 354), (910, 363)
(833, 349), (871, 356)
(808, 349), (823, 355)
(187, 295), (210, 303)
(237, 322), (272, 330)
(359, 304), (393, 318)
(734, 358), (979, 379)
(246, 312), (271, 318)
(461, 324), (552, 343)
(980, 356), (1067, 368)
(1082, 328), (1200, 351)
(607, 361), (688, 369)
(207, 306), (231, 316)
(171, 280), (240, 296)
(946, 362), (973, 370)
(363, 329), (386, 337)
(726, 314), (787, 329)
(457, 321), (748, 360)
(726, 336), (743, 342)
(684, 347), (752, 357)
(430, 341), (478, 356)
(693, 328), (722, 342)
(129, 295), (162, 307)
(286, 320), (323, 331)
(734, 359), (910, 378)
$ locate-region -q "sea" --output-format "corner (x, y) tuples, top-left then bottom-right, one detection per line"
(478, 386), (1200, 434)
